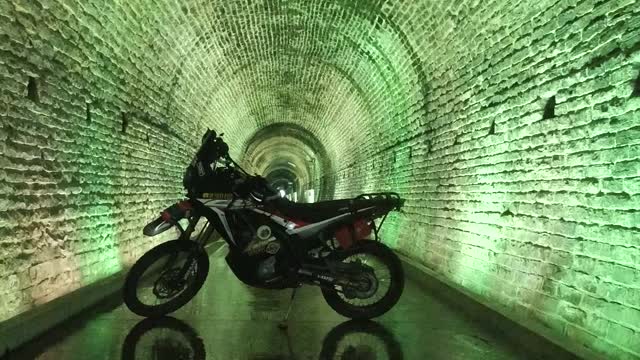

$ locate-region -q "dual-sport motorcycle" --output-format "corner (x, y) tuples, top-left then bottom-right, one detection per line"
(123, 129), (405, 320)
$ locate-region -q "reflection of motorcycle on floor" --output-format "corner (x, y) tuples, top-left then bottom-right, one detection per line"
(121, 317), (205, 360)
(121, 317), (403, 360)
(319, 320), (404, 360)
(250, 319), (405, 360)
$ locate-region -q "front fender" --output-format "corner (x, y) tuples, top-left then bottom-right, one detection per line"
(143, 216), (174, 236)
(143, 200), (192, 236)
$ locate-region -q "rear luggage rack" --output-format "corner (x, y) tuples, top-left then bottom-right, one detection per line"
(355, 192), (404, 210)
(353, 192), (404, 242)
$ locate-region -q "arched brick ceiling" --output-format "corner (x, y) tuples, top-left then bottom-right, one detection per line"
(87, 0), (427, 171)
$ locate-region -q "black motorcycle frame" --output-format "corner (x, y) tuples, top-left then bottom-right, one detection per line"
(142, 129), (404, 295)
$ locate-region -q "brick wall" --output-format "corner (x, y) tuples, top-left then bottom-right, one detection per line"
(332, 1), (640, 359)
(0, 0), (203, 322)
(0, 0), (639, 358)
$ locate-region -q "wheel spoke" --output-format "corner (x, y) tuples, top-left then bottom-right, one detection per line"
(135, 251), (198, 307)
(337, 252), (393, 306)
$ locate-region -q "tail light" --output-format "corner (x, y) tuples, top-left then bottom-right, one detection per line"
(335, 219), (372, 249)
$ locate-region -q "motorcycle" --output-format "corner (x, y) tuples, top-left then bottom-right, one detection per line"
(123, 129), (405, 320)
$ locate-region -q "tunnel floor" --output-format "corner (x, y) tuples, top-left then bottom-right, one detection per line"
(7, 245), (530, 360)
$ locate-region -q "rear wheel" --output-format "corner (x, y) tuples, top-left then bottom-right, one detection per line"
(319, 320), (403, 360)
(123, 240), (209, 317)
(321, 240), (404, 320)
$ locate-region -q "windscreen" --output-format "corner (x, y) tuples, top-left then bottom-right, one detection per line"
(184, 130), (216, 192)
(191, 130), (216, 167)
(183, 130), (233, 195)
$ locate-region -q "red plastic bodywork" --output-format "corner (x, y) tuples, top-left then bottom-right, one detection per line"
(335, 219), (372, 249)
(161, 200), (193, 221)
(267, 211), (372, 250)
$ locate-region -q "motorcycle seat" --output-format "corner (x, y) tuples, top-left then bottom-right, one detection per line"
(272, 197), (396, 223)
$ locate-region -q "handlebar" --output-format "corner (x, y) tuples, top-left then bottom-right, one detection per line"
(187, 129), (281, 204)
(194, 129), (230, 166)
(264, 194), (281, 202)
(234, 174), (279, 203)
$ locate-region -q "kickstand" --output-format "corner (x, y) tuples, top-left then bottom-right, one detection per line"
(278, 287), (298, 330)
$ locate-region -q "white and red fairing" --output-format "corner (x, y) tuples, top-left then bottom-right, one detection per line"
(199, 199), (374, 247)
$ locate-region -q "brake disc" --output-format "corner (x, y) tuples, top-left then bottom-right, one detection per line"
(153, 269), (187, 299)
(343, 271), (379, 300)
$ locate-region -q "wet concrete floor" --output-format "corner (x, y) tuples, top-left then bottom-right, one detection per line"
(5, 245), (531, 360)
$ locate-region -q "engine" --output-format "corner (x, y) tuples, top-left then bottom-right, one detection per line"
(244, 225), (281, 256)
(243, 224), (283, 281)
(230, 213), (286, 283)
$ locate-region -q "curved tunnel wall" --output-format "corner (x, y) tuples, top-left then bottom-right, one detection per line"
(0, 1), (639, 358)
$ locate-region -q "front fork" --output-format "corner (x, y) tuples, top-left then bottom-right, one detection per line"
(164, 215), (211, 282)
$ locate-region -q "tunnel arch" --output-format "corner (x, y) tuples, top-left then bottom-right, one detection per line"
(1, 1), (639, 359)
(264, 167), (300, 200)
(242, 123), (334, 201)
(137, 0), (430, 167)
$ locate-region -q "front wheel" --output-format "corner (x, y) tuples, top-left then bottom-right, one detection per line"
(123, 240), (210, 317)
(121, 317), (206, 360)
(321, 240), (404, 320)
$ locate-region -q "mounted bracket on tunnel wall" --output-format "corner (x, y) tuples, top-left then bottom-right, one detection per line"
(543, 95), (556, 119)
(500, 209), (515, 217)
(27, 77), (39, 103)
(86, 102), (92, 123)
(632, 70), (640, 97)
(121, 112), (129, 133)
(488, 120), (496, 135)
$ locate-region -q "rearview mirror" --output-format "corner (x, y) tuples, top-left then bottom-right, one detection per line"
(202, 129), (216, 144)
